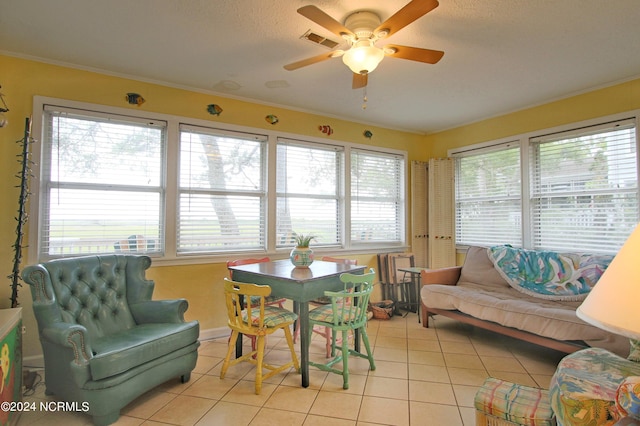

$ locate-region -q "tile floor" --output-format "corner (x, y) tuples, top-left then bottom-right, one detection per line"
(17, 313), (566, 425)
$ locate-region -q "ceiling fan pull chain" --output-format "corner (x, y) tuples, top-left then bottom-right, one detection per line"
(362, 86), (368, 110)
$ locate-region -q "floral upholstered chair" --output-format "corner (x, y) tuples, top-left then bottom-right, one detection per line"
(550, 341), (640, 425)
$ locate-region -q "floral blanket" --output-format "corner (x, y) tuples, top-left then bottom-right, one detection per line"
(487, 245), (613, 301)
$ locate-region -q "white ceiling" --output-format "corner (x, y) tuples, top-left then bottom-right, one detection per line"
(2, 0), (640, 134)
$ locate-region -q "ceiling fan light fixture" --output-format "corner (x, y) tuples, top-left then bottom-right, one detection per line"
(342, 43), (385, 74)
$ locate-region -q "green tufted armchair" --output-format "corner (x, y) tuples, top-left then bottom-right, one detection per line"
(22, 255), (200, 426)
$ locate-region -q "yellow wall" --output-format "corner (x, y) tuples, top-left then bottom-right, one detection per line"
(426, 77), (640, 266)
(3, 53), (640, 359)
(0, 55), (420, 359)
(426, 78), (640, 158)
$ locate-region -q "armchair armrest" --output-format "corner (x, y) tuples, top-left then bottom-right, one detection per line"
(421, 266), (462, 286)
(129, 299), (188, 324)
(41, 322), (93, 364)
(41, 322), (94, 387)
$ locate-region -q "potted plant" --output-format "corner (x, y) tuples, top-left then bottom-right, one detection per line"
(290, 233), (316, 268)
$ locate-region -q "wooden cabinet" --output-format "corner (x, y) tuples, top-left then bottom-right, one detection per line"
(0, 308), (22, 426)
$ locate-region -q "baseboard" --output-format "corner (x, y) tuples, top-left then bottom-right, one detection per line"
(23, 354), (44, 370)
(199, 327), (229, 341)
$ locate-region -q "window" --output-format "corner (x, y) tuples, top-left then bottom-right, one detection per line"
(33, 98), (407, 261)
(530, 119), (638, 252)
(40, 106), (165, 257)
(276, 139), (343, 247)
(455, 142), (522, 247)
(179, 125), (266, 254)
(452, 115), (639, 254)
(351, 149), (405, 244)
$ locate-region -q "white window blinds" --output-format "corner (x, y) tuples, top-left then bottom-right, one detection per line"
(276, 139), (343, 247)
(350, 149), (405, 243)
(530, 119), (638, 253)
(179, 125), (267, 254)
(455, 142), (522, 247)
(41, 106), (165, 257)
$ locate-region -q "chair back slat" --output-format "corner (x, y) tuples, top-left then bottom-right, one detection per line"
(226, 257), (271, 279)
(322, 269), (375, 329)
(223, 278), (271, 334)
(321, 256), (357, 265)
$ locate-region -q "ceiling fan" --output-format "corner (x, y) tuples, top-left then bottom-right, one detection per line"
(284, 0), (444, 89)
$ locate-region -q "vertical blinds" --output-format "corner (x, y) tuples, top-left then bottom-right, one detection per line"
(350, 149), (404, 243)
(178, 125), (267, 253)
(42, 106), (165, 257)
(530, 118), (637, 252)
(276, 139), (343, 247)
(455, 142), (522, 247)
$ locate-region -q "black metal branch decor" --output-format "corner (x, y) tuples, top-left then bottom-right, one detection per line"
(8, 117), (34, 308)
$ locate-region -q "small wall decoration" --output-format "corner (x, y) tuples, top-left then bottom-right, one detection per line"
(319, 125), (333, 136)
(265, 114), (279, 125)
(125, 93), (145, 106)
(207, 104), (223, 116)
(0, 85), (9, 128)
(363, 130), (373, 139)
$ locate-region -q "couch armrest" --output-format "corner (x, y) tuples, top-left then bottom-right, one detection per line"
(421, 266), (461, 286)
(41, 322), (93, 364)
(41, 323), (95, 387)
(129, 299), (188, 324)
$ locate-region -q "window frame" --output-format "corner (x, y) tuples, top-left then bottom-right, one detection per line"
(275, 137), (345, 249)
(350, 147), (407, 246)
(453, 139), (523, 248)
(178, 124), (268, 255)
(450, 111), (640, 253)
(37, 104), (168, 259)
(29, 96), (408, 265)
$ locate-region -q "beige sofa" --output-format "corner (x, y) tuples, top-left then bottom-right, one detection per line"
(420, 246), (629, 357)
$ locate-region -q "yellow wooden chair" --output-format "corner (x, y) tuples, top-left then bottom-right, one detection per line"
(226, 257), (286, 353)
(308, 270), (376, 389)
(220, 278), (299, 394)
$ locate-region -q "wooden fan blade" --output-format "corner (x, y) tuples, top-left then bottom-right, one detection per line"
(297, 5), (354, 38)
(385, 44), (444, 64)
(284, 52), (336, 70)
(375, 0), (439, 38)
(352, 72), (368, 89)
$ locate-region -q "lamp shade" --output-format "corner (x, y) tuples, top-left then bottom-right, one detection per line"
(342, 44), (385, 74)
(576, 223), (640, 341)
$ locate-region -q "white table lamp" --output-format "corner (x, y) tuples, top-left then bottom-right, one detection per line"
(577, 223), (640, 359)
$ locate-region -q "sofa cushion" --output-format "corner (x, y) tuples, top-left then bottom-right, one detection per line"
(242, 306), (298, 328)
(89, 321), (199, 381)
(421, 283), (594, 339)
(457, 246), (509, 289)
(309, 304), (365, 324)
(488, 245), (613, 301)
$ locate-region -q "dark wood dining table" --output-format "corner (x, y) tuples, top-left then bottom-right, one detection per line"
(228, 259), (365, 388)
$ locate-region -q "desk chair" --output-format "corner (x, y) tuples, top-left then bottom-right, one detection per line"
(227, 257), (286, 353)
(220, 278), (299, 394)
(308, 270), (376, 389)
